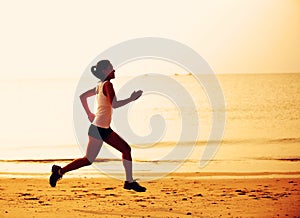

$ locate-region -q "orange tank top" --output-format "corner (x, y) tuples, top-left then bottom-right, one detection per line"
(92, 81), (113, 128)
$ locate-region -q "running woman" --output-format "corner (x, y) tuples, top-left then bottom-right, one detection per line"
(50, 60), (146, 192)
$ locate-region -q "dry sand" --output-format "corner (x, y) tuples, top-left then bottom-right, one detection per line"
(1, 174), (299, 217)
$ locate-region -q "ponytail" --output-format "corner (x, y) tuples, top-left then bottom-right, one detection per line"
(91, 65), (97, 73)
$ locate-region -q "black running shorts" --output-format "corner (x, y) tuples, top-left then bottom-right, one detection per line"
(88, 124), (113, 140)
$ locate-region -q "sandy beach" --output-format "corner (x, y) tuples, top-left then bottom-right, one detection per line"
(1, 174), (299, 217)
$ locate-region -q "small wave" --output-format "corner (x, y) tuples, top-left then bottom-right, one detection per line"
(268, 138), (300, 144)
(0, 159), (74, 163)
(254, 157), (300, 162)
(276, 158), (300, 162)
(0, 158), (222, 164)
(134, 137), (300, 147)
(2, 155), (300, 164)
(0, 158), (121, 163)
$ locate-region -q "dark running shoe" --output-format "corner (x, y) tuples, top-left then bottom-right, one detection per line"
(49, 165), (62, 187)
(124, 180), (146, 192)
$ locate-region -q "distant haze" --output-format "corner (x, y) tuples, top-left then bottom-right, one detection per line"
(0, 0), (299, 79)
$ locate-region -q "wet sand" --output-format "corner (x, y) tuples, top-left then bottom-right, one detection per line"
(1, 174), (299, 217)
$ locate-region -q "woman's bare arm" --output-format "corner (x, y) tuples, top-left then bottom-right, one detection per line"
(79, 87), (96, 122)
(103, 82), (142, 109)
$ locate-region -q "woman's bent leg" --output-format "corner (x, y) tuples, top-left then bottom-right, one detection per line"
(60, 136), (103, 175)
(103, 131), (133, 182)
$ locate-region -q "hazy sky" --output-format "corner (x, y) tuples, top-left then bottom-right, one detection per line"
(0, 0), (299, 78)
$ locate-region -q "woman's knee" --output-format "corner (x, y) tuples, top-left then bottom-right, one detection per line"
(123, 144), (131, 154)
(127, 144), (132, 153)
(83, 156), (93, 165)
(122, 145), (132, 160)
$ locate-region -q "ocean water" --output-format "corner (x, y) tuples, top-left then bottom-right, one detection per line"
(0, 73), (299, 179)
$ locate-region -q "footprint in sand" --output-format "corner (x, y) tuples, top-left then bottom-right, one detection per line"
(24, 197), (39, 200)
(19, 193), (31, 196)
(104, 187), (115, 190)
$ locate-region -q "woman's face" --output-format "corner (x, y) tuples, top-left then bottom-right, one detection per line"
(103, 63), (115, 80)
